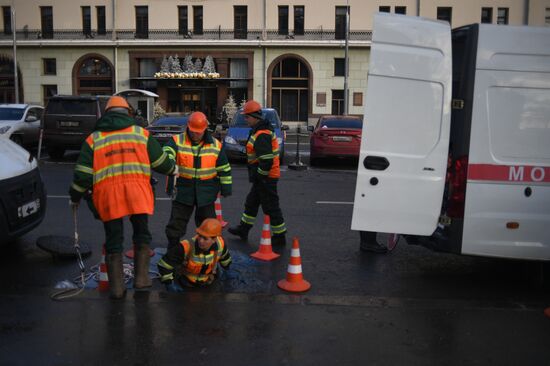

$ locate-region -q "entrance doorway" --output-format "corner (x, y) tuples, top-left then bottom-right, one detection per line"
(182, 90), (201, 113)
(165, 88), (217, 122)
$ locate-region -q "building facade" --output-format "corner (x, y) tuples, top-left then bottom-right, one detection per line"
(0, 0), (549, 124)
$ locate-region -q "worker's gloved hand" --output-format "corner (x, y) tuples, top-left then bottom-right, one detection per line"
(165, 282), (184, 293)
(69, 199), (79, 210)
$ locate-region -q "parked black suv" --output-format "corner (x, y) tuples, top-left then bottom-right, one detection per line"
(43, 95), (109, 159)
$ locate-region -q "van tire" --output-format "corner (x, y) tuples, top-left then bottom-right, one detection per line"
(48, 147), (65, 160)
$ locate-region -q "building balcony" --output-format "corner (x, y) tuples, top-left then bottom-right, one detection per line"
(0, 28), (372, 43)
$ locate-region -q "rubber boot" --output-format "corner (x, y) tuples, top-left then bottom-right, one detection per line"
(228, 222), (252, 241)
(359, 231), (388, 254)
(134, 244), (152, 289)
(271, 234), (287, 246)
(106, 253), (126, 299)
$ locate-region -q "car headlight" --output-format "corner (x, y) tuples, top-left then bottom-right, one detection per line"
(0, 126), (11, 134)
(224, 136), (237, 145)
(277, 137), (283, 145)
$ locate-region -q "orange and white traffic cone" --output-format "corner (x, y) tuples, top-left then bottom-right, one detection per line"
(98, 244), (109, 292)
(250, 215), (280, 261)
(215, 193), (228, 228)
(278, 237), (311, 293)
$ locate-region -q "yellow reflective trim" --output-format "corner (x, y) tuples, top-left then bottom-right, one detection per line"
(71, 182), (87, 193)
(75, 164), (94, 175)
(257, 168), (269, 176)
(158, 258), (174, 270)
(161, 273), (174, 281)
(151, 152), (167, 168)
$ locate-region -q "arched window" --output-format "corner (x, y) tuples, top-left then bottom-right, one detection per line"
(269, 56), (310, 122)
(73, 55), (113, 95)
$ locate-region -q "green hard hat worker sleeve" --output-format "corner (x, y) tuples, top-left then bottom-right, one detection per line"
(254, 133), (275, 179)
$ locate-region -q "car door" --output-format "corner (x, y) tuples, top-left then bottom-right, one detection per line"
(351, 14), (452, 235)
(20, 107), (42, 144)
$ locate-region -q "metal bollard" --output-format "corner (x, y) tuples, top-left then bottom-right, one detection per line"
(288, 125), (307, 171)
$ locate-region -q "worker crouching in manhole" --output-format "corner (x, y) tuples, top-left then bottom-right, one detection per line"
(157, 218), (232, 292)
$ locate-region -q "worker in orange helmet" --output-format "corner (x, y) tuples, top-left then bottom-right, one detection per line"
(228, 100), (287, 246)
(69, 96), (176, 299)
(162, 111), (232, 250)
(157, 218), (232, 291)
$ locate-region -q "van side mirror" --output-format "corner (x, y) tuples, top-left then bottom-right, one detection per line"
(281, 124), (289, 131)
(26, 115), (38, 122)
(307, 125), (314, 132)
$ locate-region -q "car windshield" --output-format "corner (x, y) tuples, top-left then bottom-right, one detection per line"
(152, 117), (189, 126)
(0, 108), (25, 121)
(46, 100), (96, 115)
(320, 119), (363, 129)
(231, 110), (281, 129)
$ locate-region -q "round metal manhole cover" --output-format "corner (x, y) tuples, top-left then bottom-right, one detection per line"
(36, 235), (92, 258)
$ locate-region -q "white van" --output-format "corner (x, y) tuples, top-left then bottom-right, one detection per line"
(0, 137), (46, 243)
(352, 14), (550, 261)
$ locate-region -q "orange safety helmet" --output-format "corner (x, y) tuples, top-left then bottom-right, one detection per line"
(196, 218), (222, 237)
(105, 96), (130, 112)
(240, 100), (262, 116)
(187, 111), (208, 133)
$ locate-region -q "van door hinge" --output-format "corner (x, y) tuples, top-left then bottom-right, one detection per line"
(452, 99), (464, 109)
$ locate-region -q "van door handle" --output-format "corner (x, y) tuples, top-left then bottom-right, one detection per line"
(363, 156), (389, 170)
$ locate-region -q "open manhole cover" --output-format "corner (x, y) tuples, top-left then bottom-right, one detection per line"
(36, 235), (92, 258)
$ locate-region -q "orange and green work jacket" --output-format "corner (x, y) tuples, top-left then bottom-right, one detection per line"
(163, 130), (232, 206)
(157, 235), (232, 286)
(69, 112), (175, 221)
(246, 118), (280, 181)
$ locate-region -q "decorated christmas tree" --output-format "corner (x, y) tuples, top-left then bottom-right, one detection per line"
(153, 102), (166, 121)
(160, 56), (170, 73)
(194, 58), (203, 73)
(223, 94), (238, 124)
(171, 54), (183, 73)
(183, 55), (194, 73)
(202, 56), (217, 74)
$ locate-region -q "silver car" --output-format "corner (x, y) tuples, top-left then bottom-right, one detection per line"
(0, 104), (44, 146)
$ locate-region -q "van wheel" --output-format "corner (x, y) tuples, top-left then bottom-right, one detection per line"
(47, 147), (65, 160)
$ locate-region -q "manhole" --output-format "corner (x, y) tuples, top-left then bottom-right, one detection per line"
(36, 235), (92, 258)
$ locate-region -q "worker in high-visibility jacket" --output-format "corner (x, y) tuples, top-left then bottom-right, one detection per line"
(162, 111), (232, 250)
(158, 218), (232, 291)
(228, 100), (287, 246)
(69, 96), (176, 299)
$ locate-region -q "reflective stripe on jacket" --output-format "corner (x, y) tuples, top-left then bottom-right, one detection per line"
(246, 129), (280, 178)
(178, 236), (231, 284)
(174, 133), (221, 180)
(87, 125), (153, 221)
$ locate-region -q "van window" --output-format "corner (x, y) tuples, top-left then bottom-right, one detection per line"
(488, 87), (550, 162)
(46, 100), (96, 115)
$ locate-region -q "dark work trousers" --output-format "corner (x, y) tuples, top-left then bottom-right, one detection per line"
(359, 231), (377, 244)
(165, 200), (216, 249)
(243, 178), (286, 233)
(103, 214), (151, 254)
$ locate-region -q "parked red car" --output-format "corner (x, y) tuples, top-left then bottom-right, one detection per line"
(308, 115), (363, 164)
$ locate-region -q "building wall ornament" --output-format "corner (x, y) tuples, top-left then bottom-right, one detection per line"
(154, 54), (220, 79)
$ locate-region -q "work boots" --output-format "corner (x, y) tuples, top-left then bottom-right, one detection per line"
(133, 244), (152, 289)
(271, 234), (287, 246)
(228, 222), (252, 241)
(106, 252), (126, 299)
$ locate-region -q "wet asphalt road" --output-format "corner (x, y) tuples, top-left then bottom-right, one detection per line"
(1, 148), (549, 365)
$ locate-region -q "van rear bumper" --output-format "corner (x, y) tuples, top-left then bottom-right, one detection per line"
(0, 167), (47, 243)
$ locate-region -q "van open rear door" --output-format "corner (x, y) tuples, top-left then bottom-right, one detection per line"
(352, 14), (452, 235)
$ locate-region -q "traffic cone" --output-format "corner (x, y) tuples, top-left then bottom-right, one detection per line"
(125, 244), (154, 259)
(215, 193), (228, 228)
(278, 237), (311, 293)
(98, 244), (109, 292)
(250, 215), (280, 261)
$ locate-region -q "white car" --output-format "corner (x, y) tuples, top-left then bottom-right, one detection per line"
(0, 138), (46, 243)
(0, 104), (44, 146)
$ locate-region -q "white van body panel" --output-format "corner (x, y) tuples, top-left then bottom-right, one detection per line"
(0, 138), (37, 180)
(352, 14), (452, 235)
(462, 25), (550, 259)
